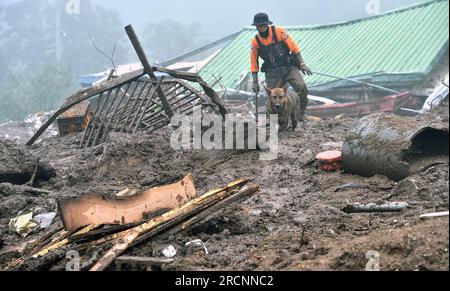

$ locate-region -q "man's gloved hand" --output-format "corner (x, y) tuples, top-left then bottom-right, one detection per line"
(300, 64), (313, 76)
(252, 81), (261, 93)
(293, 53), (313, 76)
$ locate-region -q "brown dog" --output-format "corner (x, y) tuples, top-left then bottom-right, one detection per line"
(265, 85), (301, 131)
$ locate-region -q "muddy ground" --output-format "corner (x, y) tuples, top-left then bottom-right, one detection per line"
(0, 104), (448, 271)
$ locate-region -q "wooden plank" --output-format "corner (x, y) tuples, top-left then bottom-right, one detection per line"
(32, 224), (99, 258)
(132, 184), (259, 248)
(89, 178), (248, 271)
(166, 184), (259, 236)
(58, 174), (197, 232)
(68, 223), (139, 244)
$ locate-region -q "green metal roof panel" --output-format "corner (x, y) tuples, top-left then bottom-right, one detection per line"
(200, 0), (449, 90)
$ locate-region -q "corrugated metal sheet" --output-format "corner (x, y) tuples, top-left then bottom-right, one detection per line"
(199, 0), (449, 90)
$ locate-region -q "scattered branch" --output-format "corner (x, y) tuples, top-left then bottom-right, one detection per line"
(88, 33), (117, 72)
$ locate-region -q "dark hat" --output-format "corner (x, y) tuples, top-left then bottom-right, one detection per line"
(252, 13), (273, 26)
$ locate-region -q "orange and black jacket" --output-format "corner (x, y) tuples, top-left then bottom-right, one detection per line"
(250, 25), (301, 73)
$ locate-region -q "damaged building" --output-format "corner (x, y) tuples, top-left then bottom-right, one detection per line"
(0, 0), (448, 272)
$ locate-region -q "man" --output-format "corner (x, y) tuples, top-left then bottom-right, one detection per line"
(250, 13), (313, 121)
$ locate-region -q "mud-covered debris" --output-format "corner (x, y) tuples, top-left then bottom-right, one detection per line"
(185, 239), (209, 255)
(89, 180), (256, 271)
(0, 140), (56, 185)
(115, 256), (174, 271)
(342, 202), (409, 214)
(320, 142), (343, 151)
(1, 103), (447, 271)
(343, 112), (449, 181)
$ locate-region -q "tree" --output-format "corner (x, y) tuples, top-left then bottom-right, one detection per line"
(142, 20), (205, 63)
(0, 63), (76, 122)
(0, 0), (128, 122)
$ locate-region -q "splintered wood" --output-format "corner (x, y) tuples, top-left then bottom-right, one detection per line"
(58, 174), (197, 231)
(90, 179), (254, 271)
(3, 177), (259, 272)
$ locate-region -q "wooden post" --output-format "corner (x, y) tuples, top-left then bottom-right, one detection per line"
(125, 25), (174, 118)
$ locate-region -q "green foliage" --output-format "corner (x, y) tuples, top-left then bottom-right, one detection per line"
(0, 0), (127, 122)
(0, 63), (77, 123)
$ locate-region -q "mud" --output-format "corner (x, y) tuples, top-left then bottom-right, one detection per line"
(0, 140), (56, 185)
(0, 103), (448, 271)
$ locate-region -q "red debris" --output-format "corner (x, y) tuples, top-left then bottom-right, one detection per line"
(317, 150), (343, 171)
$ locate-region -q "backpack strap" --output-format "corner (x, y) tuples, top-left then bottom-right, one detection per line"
(271, 26), (278, 43)
(255, 35), (263, 48)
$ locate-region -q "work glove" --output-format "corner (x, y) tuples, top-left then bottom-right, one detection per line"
(252, 81), (261, 93)
(300, 64), (313, 76)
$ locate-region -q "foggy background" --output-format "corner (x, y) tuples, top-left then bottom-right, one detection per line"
(0, 0), (420, 122)
(91, 0), (420, 38)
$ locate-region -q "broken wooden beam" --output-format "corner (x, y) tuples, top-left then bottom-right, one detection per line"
(58, 174), (197, 232)
(89, 178), (249, 271)
(68, 223), (139, 244)
(343, 202), (409, 214)
(32, 224), (99, 258)
(130, 184), (259, 248)
(25, 158), (40, 186)
(153, 184), (259, 240)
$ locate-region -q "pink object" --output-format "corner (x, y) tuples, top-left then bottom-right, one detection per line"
(317, 150), (343, 171)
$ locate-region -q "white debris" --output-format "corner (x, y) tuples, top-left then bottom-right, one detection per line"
(162, 245), (177, 258)
(420, 211), (449, 220)
(34, 212), (57, 229)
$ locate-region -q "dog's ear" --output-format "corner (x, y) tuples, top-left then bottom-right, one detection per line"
(283, 84), (288, 95)
(263, 85), (271, 96)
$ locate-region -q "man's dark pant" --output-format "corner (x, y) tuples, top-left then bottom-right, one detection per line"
(265, 66), (309, 113)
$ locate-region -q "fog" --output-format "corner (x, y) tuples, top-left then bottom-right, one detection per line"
(92, 0), (420, 38)
(0, 0), (421, 122)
